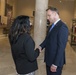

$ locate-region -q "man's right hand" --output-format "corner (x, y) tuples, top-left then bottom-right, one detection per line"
(38, 46), (42, 53)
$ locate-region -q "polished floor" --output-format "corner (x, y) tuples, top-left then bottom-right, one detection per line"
(0, 28), (76, 75)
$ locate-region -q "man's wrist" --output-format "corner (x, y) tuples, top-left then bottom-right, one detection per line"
(52, 64), (57, 68)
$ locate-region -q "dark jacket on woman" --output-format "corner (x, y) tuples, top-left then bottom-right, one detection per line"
(10, 33), (39, 74)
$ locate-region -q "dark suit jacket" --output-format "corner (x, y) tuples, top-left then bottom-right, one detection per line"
(10, 33), (39, 74)
(40, 20), (68, 67)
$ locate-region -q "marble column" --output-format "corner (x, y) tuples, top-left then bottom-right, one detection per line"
(34, 0), (48, 48)
(74, 0), (76, 18)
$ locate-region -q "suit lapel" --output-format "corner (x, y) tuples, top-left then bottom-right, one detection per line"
(47, 20), (62, 37)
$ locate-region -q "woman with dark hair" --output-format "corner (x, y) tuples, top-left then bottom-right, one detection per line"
(8, 15), (40, 75)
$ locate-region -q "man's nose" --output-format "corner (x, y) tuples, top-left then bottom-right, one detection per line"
(47, 16), (49, 19)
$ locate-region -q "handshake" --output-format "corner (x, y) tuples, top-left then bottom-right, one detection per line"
(36, 46), (42, 53)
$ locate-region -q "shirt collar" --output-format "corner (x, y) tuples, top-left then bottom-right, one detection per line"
(54, 19), (60, 25)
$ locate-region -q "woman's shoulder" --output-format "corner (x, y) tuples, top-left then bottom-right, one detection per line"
(22, 33), (35, 45)
(22, 33), (33, 41)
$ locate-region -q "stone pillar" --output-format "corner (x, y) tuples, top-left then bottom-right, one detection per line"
(74, 0), (76, 18)
(34, 0), (48, 48)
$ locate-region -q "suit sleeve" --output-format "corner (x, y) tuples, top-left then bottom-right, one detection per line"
(24, 37), (40, 62)
(53, 25), (68, 66)
(40, 36), (47, 50)
(40, 26), (51, 49)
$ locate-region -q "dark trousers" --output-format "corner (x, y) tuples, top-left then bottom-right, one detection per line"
(46, 65), (63, 75)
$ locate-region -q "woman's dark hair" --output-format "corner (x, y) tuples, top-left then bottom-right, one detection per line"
(9, 15), (30, 44)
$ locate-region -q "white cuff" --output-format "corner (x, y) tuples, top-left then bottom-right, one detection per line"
(52, 64), (57, 68)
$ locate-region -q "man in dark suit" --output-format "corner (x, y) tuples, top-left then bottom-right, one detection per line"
(38, 7), (68, 75)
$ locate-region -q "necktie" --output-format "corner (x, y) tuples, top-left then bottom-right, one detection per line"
(49, 23), (55, 32)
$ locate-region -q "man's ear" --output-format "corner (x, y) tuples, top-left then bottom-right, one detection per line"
(54, 12), (57, 16)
